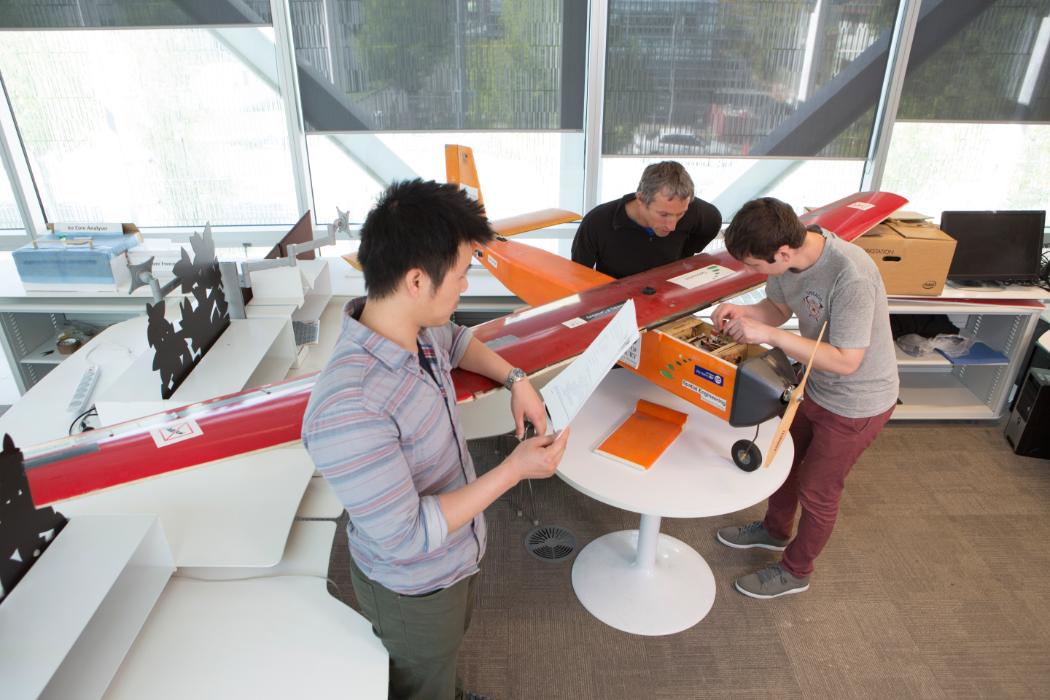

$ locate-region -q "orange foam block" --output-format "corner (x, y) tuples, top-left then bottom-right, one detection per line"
(594, 399), (688, 470)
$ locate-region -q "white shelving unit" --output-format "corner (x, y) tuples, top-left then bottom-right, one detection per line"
(0, 255), (176, 393)
(0, 515), (174, 700)
(0, 510), (388, 699)
(0, 308), (152, 392)
(890, 298), (1045, 420)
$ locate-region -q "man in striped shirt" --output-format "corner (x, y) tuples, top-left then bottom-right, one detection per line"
(302, 179), (570, 700)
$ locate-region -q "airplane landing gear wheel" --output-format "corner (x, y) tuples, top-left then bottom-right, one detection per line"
(731, 440), (762, 472)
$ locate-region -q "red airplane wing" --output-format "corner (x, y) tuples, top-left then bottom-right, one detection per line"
(22, 191), (904, 506)
(454, 191), (908, 400)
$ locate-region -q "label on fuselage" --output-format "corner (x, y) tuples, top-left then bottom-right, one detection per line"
(667, 265), (735, 289)
(694, 366), (724, 387)
(620, 338), (641, 368)
(682, 379), (727, 410)
(582, 303), (624, 322)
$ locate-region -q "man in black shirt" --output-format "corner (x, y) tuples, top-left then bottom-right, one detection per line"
(571, 162), (722, 279)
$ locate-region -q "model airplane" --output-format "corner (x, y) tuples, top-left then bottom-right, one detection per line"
(442, 145), (905, 468)
(19, 146), (905, 507)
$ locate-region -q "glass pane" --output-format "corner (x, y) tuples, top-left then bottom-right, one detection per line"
(0, 1), (271, 28)
(899, 1), (1050, 121)
(600, 156), (864, 224)
(308, 131), (585, 224)
(603, 0), (898, 157)
(0, 28), (299, 227)
(882, 122), (1050, 217)
(290, 0), (586, 131)
(0, 167), (24, 232)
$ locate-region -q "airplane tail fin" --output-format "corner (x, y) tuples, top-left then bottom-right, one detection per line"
(445, 144), (485, 212)
(443, 144), (600, 305)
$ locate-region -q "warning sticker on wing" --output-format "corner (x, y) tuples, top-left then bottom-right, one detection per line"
(150, 418), (203, 448)
(847, 201), (875, 210)
(667, 265), (735, 289)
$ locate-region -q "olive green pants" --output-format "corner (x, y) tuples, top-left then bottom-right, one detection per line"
(350, 558), (478, 700)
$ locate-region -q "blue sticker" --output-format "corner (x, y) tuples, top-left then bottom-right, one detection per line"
(694, 366), (724, 386)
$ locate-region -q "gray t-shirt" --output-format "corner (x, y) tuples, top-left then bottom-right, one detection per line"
(765, 230), (899, 418)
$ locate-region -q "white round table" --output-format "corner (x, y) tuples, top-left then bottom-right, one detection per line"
(559, 369), (793, 636)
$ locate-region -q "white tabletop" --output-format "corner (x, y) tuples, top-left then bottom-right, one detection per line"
(55, 446), (315, 568)
(558, 369), (793, 519)
(103, 576), (388, 700)
(932, 282), (1050, 301)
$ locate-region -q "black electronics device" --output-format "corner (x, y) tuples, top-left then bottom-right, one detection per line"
(1010, 315), (1050, 410)
(940, 210), (1045, 284)
(1005, 367), (1050, 459)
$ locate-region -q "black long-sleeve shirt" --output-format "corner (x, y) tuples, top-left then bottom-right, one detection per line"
(570, 193), (722, 279)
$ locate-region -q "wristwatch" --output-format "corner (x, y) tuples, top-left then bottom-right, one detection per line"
(503, 367), (527, 390)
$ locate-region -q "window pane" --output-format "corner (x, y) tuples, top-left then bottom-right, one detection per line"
(882, 122), (1050, 216)
(885, 1), (1050, 218)
(600, 157), (864, 222)
(309, 131), (585, 224)
(289, 0), (586, 131)
(899, 1), (1050, 121)
(603, 0), (898, 157)
(0, 169), (24, 231)
(0, 1), (271, 28)
(0, 28), (298, 227)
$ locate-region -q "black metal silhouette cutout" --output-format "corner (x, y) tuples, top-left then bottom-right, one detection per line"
(0, 434), (67, 603)
(146, 225), (230, 399)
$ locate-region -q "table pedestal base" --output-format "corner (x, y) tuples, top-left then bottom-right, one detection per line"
(571, 515), (715, 636)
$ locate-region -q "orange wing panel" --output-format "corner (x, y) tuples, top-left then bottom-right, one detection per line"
(342, 252), (362, 271)
(475, 239), (614, 307)
(489, 209), (581, 237)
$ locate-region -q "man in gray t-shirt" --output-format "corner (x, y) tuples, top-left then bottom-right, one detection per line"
(711, 197), (897, 599)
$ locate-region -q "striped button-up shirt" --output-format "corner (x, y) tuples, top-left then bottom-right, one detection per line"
(302, 298), (486, 595)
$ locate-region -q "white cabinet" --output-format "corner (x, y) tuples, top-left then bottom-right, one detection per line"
(890, 298), (1045, 420)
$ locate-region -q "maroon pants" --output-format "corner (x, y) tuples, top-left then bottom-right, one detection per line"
(763, 395), (893, 578)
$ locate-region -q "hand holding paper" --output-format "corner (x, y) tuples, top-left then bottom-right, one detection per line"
(508, 427), (571, 480)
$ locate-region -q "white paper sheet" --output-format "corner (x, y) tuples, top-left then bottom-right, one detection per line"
(541, 299), (640, 432)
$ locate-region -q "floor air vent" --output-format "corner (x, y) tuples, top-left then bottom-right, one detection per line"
(524, 525), (576, 562)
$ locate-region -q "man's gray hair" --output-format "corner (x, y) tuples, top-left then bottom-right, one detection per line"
(636, 161), (694, 204)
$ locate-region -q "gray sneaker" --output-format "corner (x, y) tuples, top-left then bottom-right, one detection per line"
(716, 521), (789, 551)
(735, 563), (810, 599)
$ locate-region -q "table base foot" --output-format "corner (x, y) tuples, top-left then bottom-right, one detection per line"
(571, 529), (715, 636)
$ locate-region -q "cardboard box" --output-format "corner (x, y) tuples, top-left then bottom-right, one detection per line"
(854, 219), (956, 296)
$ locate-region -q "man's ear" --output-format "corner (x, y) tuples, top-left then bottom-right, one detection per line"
(775, 245), (793, 263)
(403, 268), (427, 298)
